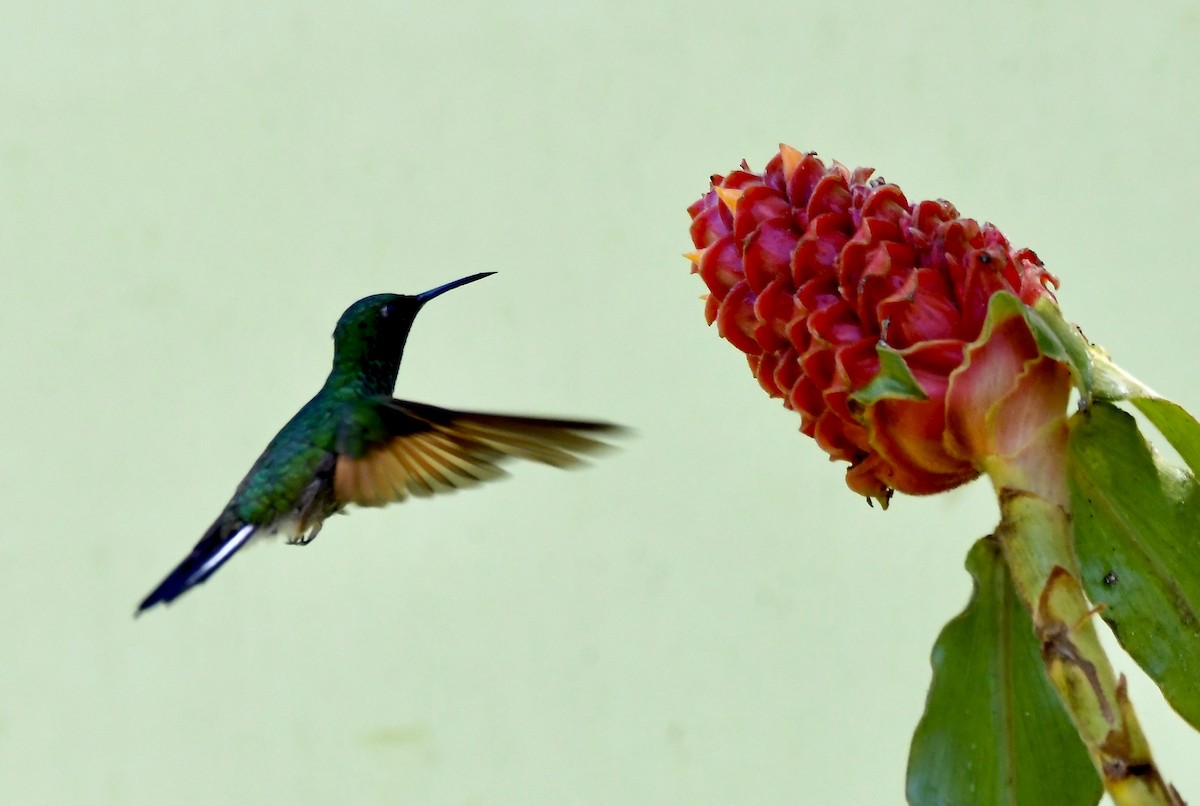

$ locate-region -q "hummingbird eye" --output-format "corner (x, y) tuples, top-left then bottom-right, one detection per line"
(380, 304), (392, 319)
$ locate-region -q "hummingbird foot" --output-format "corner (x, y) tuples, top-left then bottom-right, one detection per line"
(287, 522), (323, 546)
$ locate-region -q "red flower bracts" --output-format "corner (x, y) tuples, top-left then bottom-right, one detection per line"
(686, 146), (1063, 505)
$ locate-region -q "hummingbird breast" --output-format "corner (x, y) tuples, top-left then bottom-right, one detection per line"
(230, 396), (344, 533)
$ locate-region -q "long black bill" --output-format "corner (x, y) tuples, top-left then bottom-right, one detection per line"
(416, 272), (495, 304)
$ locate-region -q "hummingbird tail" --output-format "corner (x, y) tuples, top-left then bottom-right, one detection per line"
(137, 520), (258, 614)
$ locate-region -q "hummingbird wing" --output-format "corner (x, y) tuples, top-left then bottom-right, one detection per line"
(332, 398), (621, 507)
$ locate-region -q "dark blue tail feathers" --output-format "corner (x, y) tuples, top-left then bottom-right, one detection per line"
(137, 521), (257, 614)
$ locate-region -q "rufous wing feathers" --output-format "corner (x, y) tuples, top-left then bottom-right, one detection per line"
(333, 404), (620, 507)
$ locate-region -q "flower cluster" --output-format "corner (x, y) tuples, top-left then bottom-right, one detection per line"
(686, 146), (1060, 503)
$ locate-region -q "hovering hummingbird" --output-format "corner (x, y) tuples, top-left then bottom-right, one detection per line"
(138, 272), (620, 613)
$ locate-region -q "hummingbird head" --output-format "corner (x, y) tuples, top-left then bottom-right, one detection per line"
(328, 272), (495, 394)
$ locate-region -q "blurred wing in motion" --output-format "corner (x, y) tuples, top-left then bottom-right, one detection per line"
(334, 399), (623, 507)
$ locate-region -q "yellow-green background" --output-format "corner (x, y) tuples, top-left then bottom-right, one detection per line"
(2, 3), (1197, 804)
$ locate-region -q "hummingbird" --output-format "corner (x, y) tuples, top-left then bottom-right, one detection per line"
(138, 272), (620, 613)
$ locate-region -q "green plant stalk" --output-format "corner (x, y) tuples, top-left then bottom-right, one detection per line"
(986, 456), (1183, 806)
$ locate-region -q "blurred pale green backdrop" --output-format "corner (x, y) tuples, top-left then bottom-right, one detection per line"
(2, 2), (1198, 804)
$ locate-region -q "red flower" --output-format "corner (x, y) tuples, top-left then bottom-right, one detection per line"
(686, 146), (1063, 505)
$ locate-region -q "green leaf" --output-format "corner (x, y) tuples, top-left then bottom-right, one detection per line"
(1088, 345), (1157, 402)
(1129, 397), (1200, 481)
(1030, 297), (1094, 396)
(851, 343), (928, 406)
(907, 538), (1101, 806)
(1087, 343), (1200, 482)
(1069, 400), (1200, 730)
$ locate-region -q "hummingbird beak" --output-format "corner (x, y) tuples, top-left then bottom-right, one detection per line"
(415, 272), (496, 304)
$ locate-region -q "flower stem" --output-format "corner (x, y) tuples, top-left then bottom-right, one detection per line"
(992, 484), (1182, 805)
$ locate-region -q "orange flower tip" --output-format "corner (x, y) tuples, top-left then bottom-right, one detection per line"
(714, 186), (742, 214)
(683, 249), (702, 265)
(778, 144), (804, 180)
